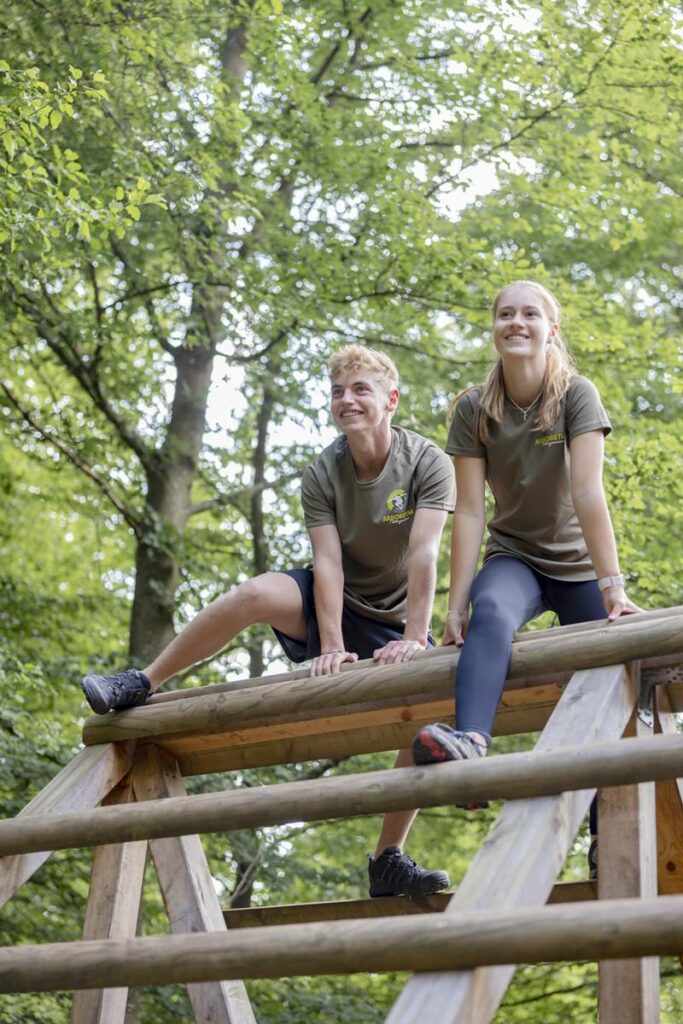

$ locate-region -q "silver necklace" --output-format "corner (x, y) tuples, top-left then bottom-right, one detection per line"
(507, 391), (542, 421)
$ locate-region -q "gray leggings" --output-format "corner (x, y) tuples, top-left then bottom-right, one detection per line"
(456, 555), (605, 742)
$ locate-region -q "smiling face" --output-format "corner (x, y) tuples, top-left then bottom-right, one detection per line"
(492, 283), (558, 363)
(330, 369), (399, 436)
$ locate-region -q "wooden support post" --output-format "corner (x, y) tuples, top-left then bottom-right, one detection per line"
(133, 745), (256, 1024)
(0, 742), (134, 910)
(654, 687), (683, 896)
(597, 707), (659, 1024)
(71, 778), (147, 1024)
(387, 663), (639, 1024)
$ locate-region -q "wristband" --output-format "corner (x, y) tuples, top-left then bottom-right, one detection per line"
(598, 574), (625, 591)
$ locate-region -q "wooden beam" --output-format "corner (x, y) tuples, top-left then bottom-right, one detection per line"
(71, 779), (147, 1024)
(133, 746), (256, 1024)
(169, 680), (566, 776)
(387, 663), (639, 1024)
(597, 710), (659, 1024)
(0, 895), (682, 994)
(222, 882), (597, 929)
(143, 605), (683, 706)
(81, 612), (683, 749)
(0, 742), (134, 909)
(655, 688), (683, 897)
(2, 732), (682, 857)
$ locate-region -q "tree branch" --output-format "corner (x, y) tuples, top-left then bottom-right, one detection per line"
(0, 382), (142, 535)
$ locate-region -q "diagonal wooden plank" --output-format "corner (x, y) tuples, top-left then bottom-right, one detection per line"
(386, 662), (639, 1024)
(0, 742), (134, 910)
(71, 778), (147, 1024)
(597, 710), (659, 1023)
(133, 745), (256, 1024)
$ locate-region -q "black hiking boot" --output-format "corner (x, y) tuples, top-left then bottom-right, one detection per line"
(81, 668), (151, 715)
(368, 846), (450, 898)
(412, 722), (489, 809)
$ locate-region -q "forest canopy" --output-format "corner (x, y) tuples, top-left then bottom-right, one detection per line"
(0, 1), (681, 1020)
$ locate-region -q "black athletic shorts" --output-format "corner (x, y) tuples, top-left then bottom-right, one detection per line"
(272, 568), (435, 663)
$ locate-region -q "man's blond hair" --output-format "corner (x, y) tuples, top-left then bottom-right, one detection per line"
(329, 344), (399, 390)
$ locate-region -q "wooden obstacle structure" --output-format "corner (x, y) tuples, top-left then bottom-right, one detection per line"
(0, 605), (682, 1023)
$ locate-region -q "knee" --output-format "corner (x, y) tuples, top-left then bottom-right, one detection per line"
(209, 575), (273, 624)
(469, 592), (517, 635)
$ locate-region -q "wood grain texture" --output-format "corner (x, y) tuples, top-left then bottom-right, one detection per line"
(71, 779), (147, 1024)
(0, 742), (133, 909)
(133, 745), (256, 1024)
(597, 710), (659, 1024)
(81, 612), (683, 748)
(0, 895), (681, 993)
(387, 663), (639, 1024)
(2, 733), (682, 856)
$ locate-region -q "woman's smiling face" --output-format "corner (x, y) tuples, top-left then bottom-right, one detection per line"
(492, 283), (558, 362)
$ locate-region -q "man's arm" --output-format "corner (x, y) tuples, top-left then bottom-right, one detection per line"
(373, 507), (448, 665)
(309, 524), (359, 676)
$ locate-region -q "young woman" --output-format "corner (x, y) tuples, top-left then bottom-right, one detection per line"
(412, 281), (639, 865)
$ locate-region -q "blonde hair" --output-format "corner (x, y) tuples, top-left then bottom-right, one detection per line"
(458, 281), (575, 444)
(329, 344), (399, 391)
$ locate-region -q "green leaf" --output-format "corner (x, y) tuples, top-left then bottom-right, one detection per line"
(49, 109), (62, 130)
(126, 204), (140, 220)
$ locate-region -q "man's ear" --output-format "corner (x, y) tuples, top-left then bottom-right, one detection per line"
(386, 387), (400, 413)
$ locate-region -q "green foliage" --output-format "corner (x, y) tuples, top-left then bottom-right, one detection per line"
(0, 0), (681, 1020)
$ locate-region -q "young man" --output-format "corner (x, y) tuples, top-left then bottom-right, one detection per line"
(82, 345), (455, 897)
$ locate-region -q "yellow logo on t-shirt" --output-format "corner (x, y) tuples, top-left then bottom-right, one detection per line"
(383, 489), (415, 524)
(534, 432), (566, 446)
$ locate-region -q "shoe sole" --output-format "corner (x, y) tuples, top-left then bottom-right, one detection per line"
(81, 677), (110, 715)
(413, 728), (462, 765)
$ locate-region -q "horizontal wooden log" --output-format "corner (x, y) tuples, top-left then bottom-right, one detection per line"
(222, 882), (596, 929)
(146, 605), (683, 705)
(1, 733), (681, 856)
(82, 612), (683, 747)
(0, 895), (681, 993)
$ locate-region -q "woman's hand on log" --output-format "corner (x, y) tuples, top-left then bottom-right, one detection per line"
(443, 610), (468, 647)
(603, 586), (643, 622)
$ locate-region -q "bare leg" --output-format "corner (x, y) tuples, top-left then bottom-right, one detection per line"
(373, 748), (419, 857)
(143, 573), (307, 692)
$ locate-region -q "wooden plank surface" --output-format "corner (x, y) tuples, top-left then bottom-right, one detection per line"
(0, 895), (682, 994)
(222, 882), (597, 929)
(2, 733), (682, 856)
(597, 710), (659, 1024)
(0, 742), (133, 909)
(71, 779), (147, 1024)
(387, 663), (639, 1024)
(133, 745), (256, 1024)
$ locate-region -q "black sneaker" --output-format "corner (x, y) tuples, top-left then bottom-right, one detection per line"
(413, 723), (489, 809)
(588, 839), (598, 881)
(81, 669), (151, 715)
(368, 846), (450, 898)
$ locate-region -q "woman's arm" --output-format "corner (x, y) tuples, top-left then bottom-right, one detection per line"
(570, 430), (640, 621)
(444, 456), (486, 645)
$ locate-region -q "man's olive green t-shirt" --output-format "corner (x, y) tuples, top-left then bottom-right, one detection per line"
(302, 426), (455, 625)
(446, 376), (611, 581)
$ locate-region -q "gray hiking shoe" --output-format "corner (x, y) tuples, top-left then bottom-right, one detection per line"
(412, 722), (489, 809)
(81, 669), (151, 714)
(368, 846), (450, 898)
